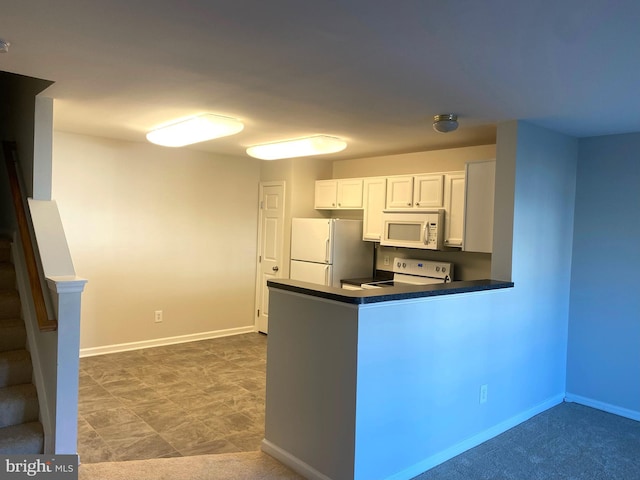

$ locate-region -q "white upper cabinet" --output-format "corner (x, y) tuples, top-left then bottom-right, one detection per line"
(336, 178), (364, 208)
(314, 180), (338, 209)
(362, 177), (387, 242)
(385, 176), (414, 209)
(313, 163), (495, 250)
(463, 160), (496, 253)
(443, 172), (465, 248)
(314, 179), (363, 209)
(386, 174), (444, 210)
(413, 174), (445, 208)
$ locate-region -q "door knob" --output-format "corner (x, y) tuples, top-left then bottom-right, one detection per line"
(272, 266), (279, 272)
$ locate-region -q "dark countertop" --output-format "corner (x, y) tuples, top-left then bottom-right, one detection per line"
(267, 278), (514, 305)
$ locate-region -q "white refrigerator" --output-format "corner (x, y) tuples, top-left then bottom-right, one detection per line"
(290, 218), (373, 287)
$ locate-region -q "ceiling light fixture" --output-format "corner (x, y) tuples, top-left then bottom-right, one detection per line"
(146, 113), (244, 147)
(433, 114), (459, 133)
(246, 135), (347, 160)
(0, 39), (10, 53)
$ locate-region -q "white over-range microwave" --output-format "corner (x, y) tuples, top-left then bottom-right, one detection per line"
(380, 210), (445, 250)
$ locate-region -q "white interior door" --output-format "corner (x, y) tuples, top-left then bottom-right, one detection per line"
(255, 181), (285, 334)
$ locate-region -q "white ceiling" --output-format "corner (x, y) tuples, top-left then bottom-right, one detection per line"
(2, 1), (640, 160)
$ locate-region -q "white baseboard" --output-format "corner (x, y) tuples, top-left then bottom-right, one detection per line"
(565, 393), (640, 421)
(386, 394), (564, 480)
(79, 326), (256, 357)
(261, 395), (564, 480)
(261, 439), (333, 480)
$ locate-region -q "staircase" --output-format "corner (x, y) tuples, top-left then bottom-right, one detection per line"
(0, 239), (43, 453)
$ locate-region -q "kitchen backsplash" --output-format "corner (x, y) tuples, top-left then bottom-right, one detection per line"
(375, 245), (491, 282)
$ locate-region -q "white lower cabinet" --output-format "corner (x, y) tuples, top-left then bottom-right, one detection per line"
(362, 177), (386, 241)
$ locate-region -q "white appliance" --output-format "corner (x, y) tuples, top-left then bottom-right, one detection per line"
(380, 210), (445, 250)
(290, 218), (372, 287)
(349, 257), (453, 290)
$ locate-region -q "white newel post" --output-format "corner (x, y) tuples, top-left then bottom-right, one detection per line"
(46, 276), (88, 455)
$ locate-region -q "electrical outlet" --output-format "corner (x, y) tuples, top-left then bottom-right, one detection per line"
(383, 255), (390, 266)
(154, 310), (163, 323)
(479, 384), (488, 404)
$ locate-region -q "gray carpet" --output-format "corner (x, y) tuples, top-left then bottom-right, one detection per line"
(413, 402), (640, 480)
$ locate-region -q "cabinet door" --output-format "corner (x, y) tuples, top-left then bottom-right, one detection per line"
(414, 174), (444, 208)
(463, 160), (495, 253)
(337, 179), (363, 208)
(444, 172), (465, 247)
(386, 176), (414, 209)
(314, 180), (337, 209)
(362, 177), (386, 241)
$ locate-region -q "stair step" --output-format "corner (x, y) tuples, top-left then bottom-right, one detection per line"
(0, 244), (41, 454)
(0, 318), (26, 352)
(0, 240), (11, 264)
(0, 422), (43, 454)
(0, 290), (20, 320)
(0, 350), (32, 388)
(0, 384), (39, 429)
(0, 263), (15, 290)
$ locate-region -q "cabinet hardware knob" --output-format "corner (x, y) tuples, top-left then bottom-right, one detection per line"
(272, 266), (279, 272)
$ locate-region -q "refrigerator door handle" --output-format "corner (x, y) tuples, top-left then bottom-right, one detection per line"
(325, 238), (330, 263)
(324, 265), (330, 285)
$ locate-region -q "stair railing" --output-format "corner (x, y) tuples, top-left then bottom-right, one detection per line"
(2, 141), (57, 332)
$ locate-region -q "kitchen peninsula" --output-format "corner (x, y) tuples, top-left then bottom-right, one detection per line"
(262, 278), (513, 480)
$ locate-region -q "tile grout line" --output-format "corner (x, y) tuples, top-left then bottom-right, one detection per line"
(78, 333), (268, 463)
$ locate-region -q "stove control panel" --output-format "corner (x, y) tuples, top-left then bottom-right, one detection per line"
(393, 257), (453, 280)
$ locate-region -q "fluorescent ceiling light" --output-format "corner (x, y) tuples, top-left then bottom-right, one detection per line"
(246, 135), (347, 160)
(146, 113), (244, 147)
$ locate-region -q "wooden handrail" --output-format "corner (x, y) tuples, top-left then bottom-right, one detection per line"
(2, 141), (57, 332)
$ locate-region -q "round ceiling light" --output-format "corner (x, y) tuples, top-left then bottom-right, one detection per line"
(433, 114), (458, 133)
(0, 39), (10, 53)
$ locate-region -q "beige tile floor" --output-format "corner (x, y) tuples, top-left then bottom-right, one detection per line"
(77, 333), (267, 463)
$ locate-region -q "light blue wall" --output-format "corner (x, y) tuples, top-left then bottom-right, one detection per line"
(353, 122), (579, 479)
(566, 133), (640, 418)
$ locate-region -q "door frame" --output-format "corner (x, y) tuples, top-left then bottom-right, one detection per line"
(254, 180), (286, 333)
